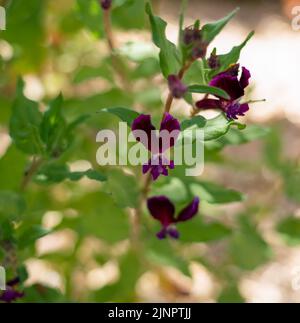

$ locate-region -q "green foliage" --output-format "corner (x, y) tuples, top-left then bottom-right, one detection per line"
(102, 107), (140, 127)
(277, 216), (300, 245)
(188, 84), (230, 100)
(190, 181), (244, 204)
(107, 169), (140, 208)
(210, 31), (254, 76)
(229, 216), (272, 270)
(202, 8), (239, 43)
(146, 3), (181, 78)
(10, 79), (44, 155)
(204, 114), (246, 141)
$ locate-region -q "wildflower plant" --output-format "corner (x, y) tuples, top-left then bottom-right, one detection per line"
(0, 0), (272, 303)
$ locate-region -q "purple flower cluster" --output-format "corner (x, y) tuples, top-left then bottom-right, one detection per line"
(147, 196), (200, 239)
(196, 64), (251, 120)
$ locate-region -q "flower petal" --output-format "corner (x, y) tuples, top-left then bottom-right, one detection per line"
(226, 102), (249, 120)
(159, 113), (181, 151)
(176, 197), (200, 222)
(196, 98), (222, 110)
(167, 227), (180, 239)
(240, 67), (251, 90)
(132, 114), (156, 151)
(209, 74), (243, 101)
(147, 196), (175, 227)
(156, 228), (167, 239)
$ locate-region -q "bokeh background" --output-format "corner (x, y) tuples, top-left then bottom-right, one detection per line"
(1, 0), (300, 303)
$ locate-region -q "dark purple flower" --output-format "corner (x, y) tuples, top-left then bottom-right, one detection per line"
(208, 52), (220, 70)
(196, 64), (251, 120)
(0, 277), (24, 303)
(168, 75), (188, 99)
(147, 196), (200, 239)
(100, 0), (112, 10)
(132, 113), (180, 181)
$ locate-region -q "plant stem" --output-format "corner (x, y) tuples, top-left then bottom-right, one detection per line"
(134, 61), (194, 241)
(20, 157), (44, 191)
(103, 8), (131, 91)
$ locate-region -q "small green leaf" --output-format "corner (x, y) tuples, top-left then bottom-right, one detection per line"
(0, 191), (26, 220)
(204, 114), (246, 141)
(17, 225), (51, 248)
(188, 84), (230, 100)
(9, 79), (44, 155)
(35, 163), (107, 184)
(211, 31), (254, 76)
(102, 107), (140, 127)
(146, 238), (190, 276)
(180, 217), (231, 242)
(181, 115), (207, 131)
(277, 216), (300, 245)
(190, 181), (244, 204)
(146, 3), (181, 78)
(218, 284), (245, 303)
(107, 169), (140, 208)
(230, 216), (272, 270)
(202, 8), (239, 43)
(40, 94), (66, 155)
(76, 0), (104, 37)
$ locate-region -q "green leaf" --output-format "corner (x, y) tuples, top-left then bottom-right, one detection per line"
(229, 216), (272, 270)
(107, 169), (140, 208)
(76, 0), (104, 37)
(204, 114), (246, 141)
(0, 191), (26, 220)
(277, 216), (300, 245)
(17, 225), (51, 248)
(146, 238), (190, 276)
(212, 31), (254, 76)
(35, 162), (107, 184)
(40, 94), (66, 155)
(180, 217), (231, 242)
(22, 285), (64, 303)
(190, 181), (244, 204)
(67, 191), (130, 243)
(146, 3), (181, 78)
(151, 177), (189, 204)
(181, 115), (207, 131)
(218, 284), (245, 303)
(9, 79), (44, 155)
(202, 8), (239, 43)
(282, 164), (300, 203)
(101, 107), (140, 127)
(217, 125), (269, 145)
(188, 84), (230, 100)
